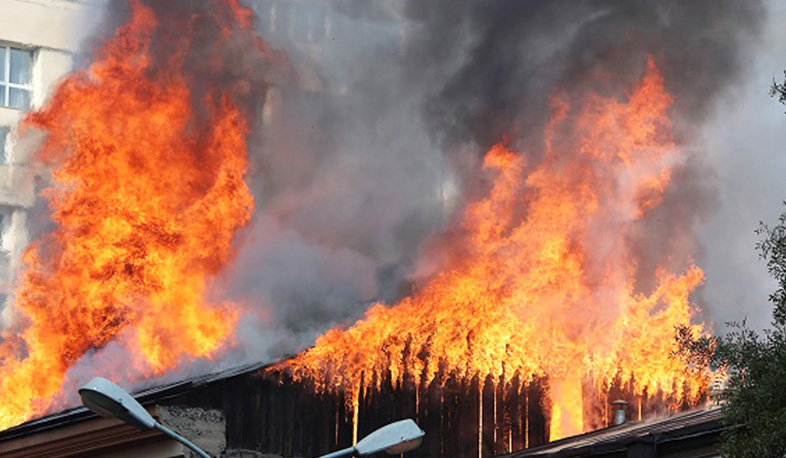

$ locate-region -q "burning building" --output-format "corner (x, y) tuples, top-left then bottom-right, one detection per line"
(0, 361), (726, 458)
(0, 0), (769, 457)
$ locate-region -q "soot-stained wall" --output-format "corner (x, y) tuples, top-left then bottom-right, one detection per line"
(160, 366), (703, 458)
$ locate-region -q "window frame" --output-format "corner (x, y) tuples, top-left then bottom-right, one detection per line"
(0, 45), (34, 110)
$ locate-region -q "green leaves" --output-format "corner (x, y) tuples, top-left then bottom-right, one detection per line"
(687, 204), (786, 457)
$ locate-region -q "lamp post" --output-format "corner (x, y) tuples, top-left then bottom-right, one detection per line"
(317, 419), (425, 458)
(79, 377), (213, 458)
(80, 376), (425, 458)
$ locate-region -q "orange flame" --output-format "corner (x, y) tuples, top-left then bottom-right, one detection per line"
(0, 0), (269, 430)
(286, 58), (708, 440)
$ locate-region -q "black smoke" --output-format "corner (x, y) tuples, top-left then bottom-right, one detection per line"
(398, 0), (765, 294)
(402, 0), (764, 150)
(216, 0), (768, 359)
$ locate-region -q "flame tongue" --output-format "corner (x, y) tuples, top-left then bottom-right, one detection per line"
(0, 0), (269, 430)
(550, 372), (585, 440)
(288, 58), (707, 440)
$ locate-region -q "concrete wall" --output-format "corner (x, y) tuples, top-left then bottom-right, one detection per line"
(157, 405), (227, 458)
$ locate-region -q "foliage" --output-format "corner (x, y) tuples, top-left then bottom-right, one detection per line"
(679, 206), (786, 458)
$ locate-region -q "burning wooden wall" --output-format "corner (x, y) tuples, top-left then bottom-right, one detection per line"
(209, 366), (705, 458)
(220, 368), (547, 457)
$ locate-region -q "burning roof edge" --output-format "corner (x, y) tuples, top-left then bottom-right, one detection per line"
(0, 359), (288, 442)
(497, 406), (725, 458)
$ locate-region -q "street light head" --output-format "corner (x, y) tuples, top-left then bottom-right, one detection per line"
(354, 419), (425, 456)
(79, 377), (156, 431)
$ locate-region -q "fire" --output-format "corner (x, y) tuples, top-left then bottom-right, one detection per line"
(286, 59), (708, 441)
(0, 0), (272, 430)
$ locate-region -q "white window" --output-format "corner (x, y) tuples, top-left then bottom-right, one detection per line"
(0, 46), (33, 110)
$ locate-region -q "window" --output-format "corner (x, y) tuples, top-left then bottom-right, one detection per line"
(0, 46), (33, 110)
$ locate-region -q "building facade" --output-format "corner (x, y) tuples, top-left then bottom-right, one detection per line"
(0, 0), (95, 320)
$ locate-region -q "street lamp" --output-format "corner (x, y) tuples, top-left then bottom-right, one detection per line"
(317, 419), (425, 458)
(79, 377), (213, 458)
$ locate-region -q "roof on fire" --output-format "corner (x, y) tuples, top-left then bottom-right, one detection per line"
(0, 360), (276, 442)
(498, 406), (725, 458)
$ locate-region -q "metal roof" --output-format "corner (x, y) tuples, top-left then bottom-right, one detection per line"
(498, 407), (725, 457)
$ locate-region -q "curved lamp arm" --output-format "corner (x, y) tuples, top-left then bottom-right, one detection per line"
(316, 446), (355, 458)
(156, 422), (213, 458)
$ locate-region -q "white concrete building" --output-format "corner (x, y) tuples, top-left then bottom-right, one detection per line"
(0, 0), (95, 305)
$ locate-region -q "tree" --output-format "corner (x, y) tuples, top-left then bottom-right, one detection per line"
(726, 209), (786, 457)
(679, 211), (786, 458)
(678, 206), (786, 458)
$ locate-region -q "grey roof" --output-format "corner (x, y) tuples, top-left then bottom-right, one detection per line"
(499, 407), (725, 457)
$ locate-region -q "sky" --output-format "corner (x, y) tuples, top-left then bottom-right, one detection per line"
(699, 0), (786, 332)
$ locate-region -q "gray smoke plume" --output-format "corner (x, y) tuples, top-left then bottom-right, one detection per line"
(405, 0), (769, 314)
(403, 0), (764, 147)
(406, 0), (763, 285)
(219, 0), (767, 363)
(220, 0), (446, 360)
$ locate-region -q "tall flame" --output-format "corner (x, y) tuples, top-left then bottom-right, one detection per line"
(0, 0), (270, 430)
(287, 58), (707, 440)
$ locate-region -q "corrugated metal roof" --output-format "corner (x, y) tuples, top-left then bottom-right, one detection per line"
(499, 407), (724, 457)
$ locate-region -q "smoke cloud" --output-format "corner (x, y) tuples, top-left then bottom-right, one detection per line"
(403, 0), (764, 288)
(219, 0), (766, 362)
(221, 0), (446, 359)
(405, 1), (764, 146)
